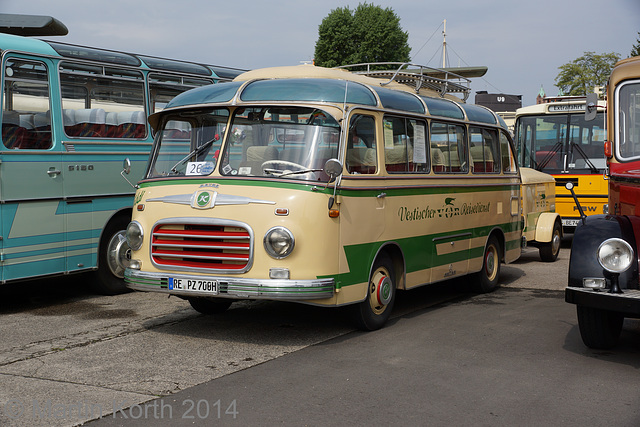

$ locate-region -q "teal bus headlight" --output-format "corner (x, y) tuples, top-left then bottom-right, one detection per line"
(597, 238), (633, 273)
(125, 221), (144, 251)
(264, 226), (295, 259)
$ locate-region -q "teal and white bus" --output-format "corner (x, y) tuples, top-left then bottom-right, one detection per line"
(0, 15), (244, 293)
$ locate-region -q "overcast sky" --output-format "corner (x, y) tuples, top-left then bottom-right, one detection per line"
(2, 0), (639, 106)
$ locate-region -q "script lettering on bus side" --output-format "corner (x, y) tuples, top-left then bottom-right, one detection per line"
(398, 199), (491, 222)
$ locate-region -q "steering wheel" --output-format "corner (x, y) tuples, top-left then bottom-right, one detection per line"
(261, 160), (307, 172)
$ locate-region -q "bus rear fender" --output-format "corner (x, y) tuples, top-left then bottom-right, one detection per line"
(535, 212), (562, 243)
(487, 227), (506, 263)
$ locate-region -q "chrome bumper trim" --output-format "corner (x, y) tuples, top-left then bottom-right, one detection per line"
(125, 269), (335, 300)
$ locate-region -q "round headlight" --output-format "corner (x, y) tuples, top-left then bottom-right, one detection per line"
(264, 227), (295, 259)
(597, 238), (634, 273)
(125, 221), (144, 251)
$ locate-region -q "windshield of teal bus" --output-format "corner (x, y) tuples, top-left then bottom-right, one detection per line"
(515, 112), (606, 173)
(219, 106), (341, 182)
(146, 108), (228, 178)
(616, 81), (640, 160)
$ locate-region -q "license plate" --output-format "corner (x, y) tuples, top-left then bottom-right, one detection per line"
(562, 219), (580, 227)
(169, 277), (218, 294)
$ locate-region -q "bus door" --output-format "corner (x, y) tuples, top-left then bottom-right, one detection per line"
(0, 55), (65, 281)
(341, 113), (386, 285)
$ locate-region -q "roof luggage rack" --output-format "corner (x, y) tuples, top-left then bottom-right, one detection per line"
(335, 62), (477, 101)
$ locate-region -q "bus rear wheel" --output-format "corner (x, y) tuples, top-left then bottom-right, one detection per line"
(539, 220), (562, 262)
(473, 236), (501, 293)
(351, 255), (396, 331)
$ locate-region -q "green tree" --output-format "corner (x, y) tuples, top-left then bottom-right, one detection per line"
(555, 52), (620, 96)
(631, 32), (640, 57)
(314, 3), (410, 68)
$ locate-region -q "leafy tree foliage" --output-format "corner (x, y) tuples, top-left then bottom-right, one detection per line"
(631, 32), (640, 57)
(314, 3), (411, 68)
(555, 52), (620, 96)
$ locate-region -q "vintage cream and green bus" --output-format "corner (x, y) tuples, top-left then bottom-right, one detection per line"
(123, 63), (525, 330)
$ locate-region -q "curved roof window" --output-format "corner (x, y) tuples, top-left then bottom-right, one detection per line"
(47, 41), (141, 66)
(240, 78), (376, 106)
(420, 96), (464, 120)
(139, 55), (212, 76)
(461, 104), (497, 125)
(373, 87), (425, 113)
(166, 81), (243, 109)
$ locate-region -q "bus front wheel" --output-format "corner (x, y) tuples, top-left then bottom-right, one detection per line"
(93, 217), (130, 295)
(351, 255), (396, 331)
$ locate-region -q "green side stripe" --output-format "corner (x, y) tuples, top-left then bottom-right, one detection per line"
(139, 178), (519, 197)
(324, 221), (520, 288)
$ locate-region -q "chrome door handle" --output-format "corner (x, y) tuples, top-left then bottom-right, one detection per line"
(47, 168), (61, 177)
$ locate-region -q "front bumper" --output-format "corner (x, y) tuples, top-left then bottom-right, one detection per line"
(565, 286), (640, 315)
(125, 269), (335, 300)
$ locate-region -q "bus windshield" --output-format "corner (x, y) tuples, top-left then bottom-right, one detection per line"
(220, 107), (341, 182)
(516, 112), (606, 173)
(147, 109), (229, 178)
(617, 81), (640, 160)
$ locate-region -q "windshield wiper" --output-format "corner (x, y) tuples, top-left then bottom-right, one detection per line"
(537, 142), (563, 171)
(263, 168), (322, 178)
(170, 136), (218, 174)
(569, 142), (598, 173)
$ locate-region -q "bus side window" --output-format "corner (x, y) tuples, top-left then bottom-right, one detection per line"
(431, 122), (468, 173)
(383, 116), (428, 173)
(500, 131), (518, 173)
(2, 57), (52, 150)
(346, 115), (377, 174)
(470, 126), (499, 173)
(60, 62), (146, 139)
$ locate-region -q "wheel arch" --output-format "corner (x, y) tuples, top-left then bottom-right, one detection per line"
(96, 207), (132, 265)
(486, 226), (506, 263)
(371, 242), (406, 290)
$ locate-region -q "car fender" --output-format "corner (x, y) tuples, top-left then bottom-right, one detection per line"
(568, 214), (639, 289)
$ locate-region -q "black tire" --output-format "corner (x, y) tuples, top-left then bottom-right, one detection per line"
(92, 216), (131, 295)
(351, 254), (396, 331)
(188, 297), (233, 315)
(539, 220), (562, 262)
(472, 236), (501, 293)
(576, 305), (624, 349)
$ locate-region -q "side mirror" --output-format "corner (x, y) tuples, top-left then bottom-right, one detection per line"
(585, 93), (598, 122)
(120, 158), (137, 189)
(122, 158), (131, 175)
(323, 158), (343, 183)
(565, 182), (586, 224)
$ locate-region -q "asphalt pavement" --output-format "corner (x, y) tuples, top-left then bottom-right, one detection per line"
(2, 244), (640, 426)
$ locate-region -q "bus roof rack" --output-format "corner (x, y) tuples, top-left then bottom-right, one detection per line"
(0, 14), (68, 37)
(335, 62), (484, 101)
